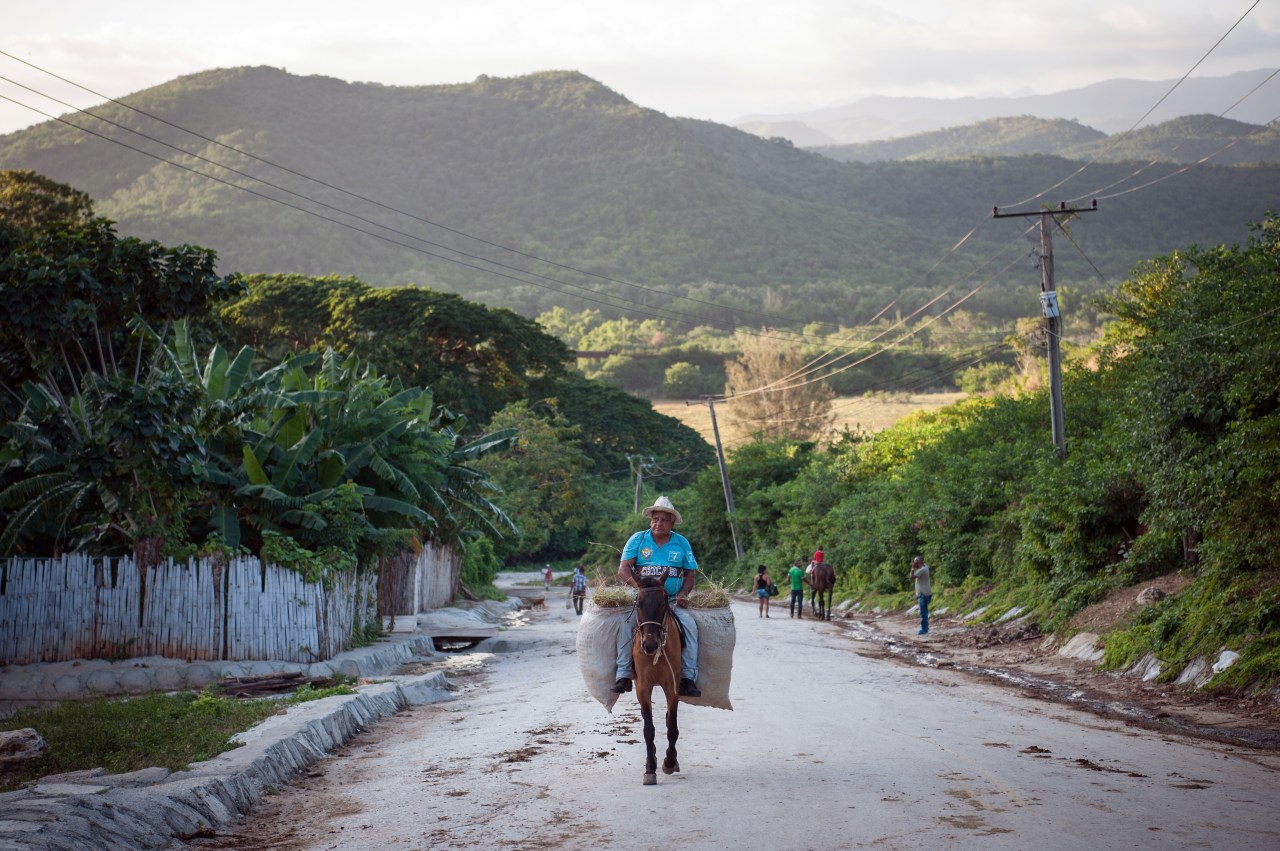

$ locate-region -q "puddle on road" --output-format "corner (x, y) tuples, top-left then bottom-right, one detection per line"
(840, 620), (1280, 751)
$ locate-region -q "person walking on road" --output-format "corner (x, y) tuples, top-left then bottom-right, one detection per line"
(571, 566), (587, 615)
(753, 564), (773, 618)
(788, 558), (806, 618)
(910, 556), (932, 634)
(544, 564), (552, 592)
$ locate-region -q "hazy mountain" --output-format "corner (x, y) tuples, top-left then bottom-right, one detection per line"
(738, 70), (1279, 144)
(814, 116), (1107, 162)
(1, 66), (1277, 325)
(814, 114), (1279, 165)
(734, 119), (835, 147)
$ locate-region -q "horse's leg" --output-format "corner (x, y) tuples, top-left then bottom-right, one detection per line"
(662, 689), (680, 775)
(639, 686), (658, 785)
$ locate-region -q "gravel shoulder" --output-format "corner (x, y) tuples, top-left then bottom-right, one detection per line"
(832, 590), (1280, 751)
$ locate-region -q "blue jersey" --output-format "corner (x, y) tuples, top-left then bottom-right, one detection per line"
(623, 529), (698, 597)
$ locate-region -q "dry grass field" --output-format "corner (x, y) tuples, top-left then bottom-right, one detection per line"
(653, 391), (967, 447)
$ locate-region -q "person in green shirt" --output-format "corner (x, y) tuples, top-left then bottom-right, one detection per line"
(788, 557), (806, 618)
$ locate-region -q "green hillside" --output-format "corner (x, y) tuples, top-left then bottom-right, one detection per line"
(813, 116), (1107, 162)
(2, 67), (1278, 324)
(814, 114), (1280, 166)
(1063, 114), (1280, 165)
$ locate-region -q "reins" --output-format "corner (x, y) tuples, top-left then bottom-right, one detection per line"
(631, 584), (678, 674)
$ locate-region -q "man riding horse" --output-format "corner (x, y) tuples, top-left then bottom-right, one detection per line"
(611, 496), (702, 698)
(807, 557), (836, 620)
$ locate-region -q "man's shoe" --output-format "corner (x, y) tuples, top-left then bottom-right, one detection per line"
(678, 678), (701, 698)
(611, 677), (632, 694)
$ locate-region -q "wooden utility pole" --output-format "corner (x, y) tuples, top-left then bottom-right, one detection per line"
(992, 200), (1097, 455)
(627, 454), (654, 513)
(689, 396), (743, 560)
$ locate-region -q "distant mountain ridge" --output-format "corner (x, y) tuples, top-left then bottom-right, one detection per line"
(1, 66), (1278, 326)
(813, 114), (1280, 165)
(738, 69), (1279, 145)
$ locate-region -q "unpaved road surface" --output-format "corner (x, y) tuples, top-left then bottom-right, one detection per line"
(193, 590), (1280, 850)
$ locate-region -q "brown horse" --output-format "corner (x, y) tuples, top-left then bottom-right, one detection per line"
(629, 577), (682, 785)
(807, 562), (836, 620)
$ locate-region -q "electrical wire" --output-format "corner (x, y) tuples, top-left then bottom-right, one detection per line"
(742, 218), (990, 394)
(718, 341), (1011, 448)
(720, 221), (1036, 401)
(0, 48), (891, 338)
(1065, 68), (1280, 204)
(1093, 114), (1280, 201)
(5, 25), (1265, 417)
(996, 0), (1264, 212)
(0, 51), (1074, 393)
(0, 80), (835, 339)
(1, 88), (928, 354)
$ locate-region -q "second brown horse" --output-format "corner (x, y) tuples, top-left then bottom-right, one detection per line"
(807, 561), (836, 620)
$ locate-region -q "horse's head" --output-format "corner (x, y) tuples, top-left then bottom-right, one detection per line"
(635, 576), (670, 655)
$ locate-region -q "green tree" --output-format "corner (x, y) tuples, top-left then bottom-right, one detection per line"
(0, 219), (244, 555)
(0, 170), (94, 238)
(218, 274), (573, 426)
(548, 372), (712, 487)
(1104, 214), (1280, 574)
(0, 218), (243, 413)
(233, 348), (516, 557)
(471, 401), (594, 561)
(663, 362), (704, 398)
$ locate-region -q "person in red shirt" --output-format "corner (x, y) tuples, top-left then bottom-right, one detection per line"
(806, 546), (824, 612)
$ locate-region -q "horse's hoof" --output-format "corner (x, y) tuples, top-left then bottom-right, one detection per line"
(643, 773), (657, 785)
(663, 760), (680, 775)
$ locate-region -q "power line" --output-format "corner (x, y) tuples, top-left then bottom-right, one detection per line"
(997, 0), (1265, 211)
(1092, 114), (1280, 201)
(1067, 70), (1280, 204)
(0, 49), (893, 337)
(1, 89), (932, 355)
(0, 82), (818, 338)
(720, 221), (1036, 402)
(719, 343), (1011, 449)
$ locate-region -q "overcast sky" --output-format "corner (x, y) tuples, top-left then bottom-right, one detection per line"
(1, 0), (1276, 136)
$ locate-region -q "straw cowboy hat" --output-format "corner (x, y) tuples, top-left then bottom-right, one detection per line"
(641, 495), (683, 525)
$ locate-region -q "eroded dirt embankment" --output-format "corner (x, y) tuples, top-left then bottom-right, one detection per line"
(832, 601), (1280, 751)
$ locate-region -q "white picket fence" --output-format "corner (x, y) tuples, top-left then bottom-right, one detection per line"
(0, 554), (378, 666)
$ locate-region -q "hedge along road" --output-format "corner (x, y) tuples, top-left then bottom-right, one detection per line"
(192, 586), (1280, 850)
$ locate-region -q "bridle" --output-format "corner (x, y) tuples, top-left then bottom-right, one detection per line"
(632, 581), (672, 660)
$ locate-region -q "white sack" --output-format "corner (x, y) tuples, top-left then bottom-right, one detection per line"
(576, 601), (735, 713)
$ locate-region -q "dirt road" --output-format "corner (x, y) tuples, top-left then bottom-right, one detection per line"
(193, 589), (1280, 850)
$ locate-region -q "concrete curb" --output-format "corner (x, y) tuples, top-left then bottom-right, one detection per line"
(0, 672), (452, 849)
(0, 635), (439, 705)
(0, 596), (522, 848)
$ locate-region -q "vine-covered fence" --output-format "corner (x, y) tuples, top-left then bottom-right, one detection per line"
(0, 554), (377, 666)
